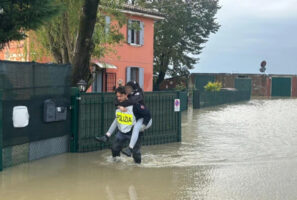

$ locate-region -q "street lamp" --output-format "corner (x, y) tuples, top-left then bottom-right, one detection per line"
(77, 80), (87, 92)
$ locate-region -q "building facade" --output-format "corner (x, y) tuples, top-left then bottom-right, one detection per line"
(0, 5), (163, 92)
(89, 6), (164, 92)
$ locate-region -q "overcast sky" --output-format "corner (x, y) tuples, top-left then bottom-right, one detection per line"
(192, 0), (297, 75)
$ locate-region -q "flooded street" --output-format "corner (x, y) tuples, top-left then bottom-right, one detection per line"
(1, 99), (297, 200)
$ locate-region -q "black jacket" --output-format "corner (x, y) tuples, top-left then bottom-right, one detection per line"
(132, 103), (151, 126)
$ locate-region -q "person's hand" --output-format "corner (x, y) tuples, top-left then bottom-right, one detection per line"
(140, 124), (146, 132)
(119, 106), (127, 112)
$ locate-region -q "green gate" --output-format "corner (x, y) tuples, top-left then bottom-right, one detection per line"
(71, 91), (182, 153)
(194, 74), (215, 92)
(271, 77), (291, 97)
(179, 91), (188, 111)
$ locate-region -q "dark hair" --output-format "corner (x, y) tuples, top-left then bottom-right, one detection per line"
(115, 86), (126, 94)
(126, 81), (140, 91)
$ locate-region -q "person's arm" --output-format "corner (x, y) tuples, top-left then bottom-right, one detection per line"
(116, 92), (143, 107)
(116, 99), (134, 107)
(133, 104), (151, 126)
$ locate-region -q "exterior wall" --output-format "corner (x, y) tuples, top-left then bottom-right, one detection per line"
(266, 77), (271, 97)
(0, 40), (27, 61)
(250, 75), (269, 96)
(215, 74), (236, 88)
(0, 34), (52, 63)
(292, 77), (297, 97)
(101, 15), (154, 91)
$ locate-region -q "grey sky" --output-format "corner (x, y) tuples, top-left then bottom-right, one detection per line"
(192, 0), (297, 75)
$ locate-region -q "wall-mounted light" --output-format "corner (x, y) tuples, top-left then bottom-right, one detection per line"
(77, 80), (87, 92)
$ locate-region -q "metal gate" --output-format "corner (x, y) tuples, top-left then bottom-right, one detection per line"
(70, 91), (182, 153)
(271, 77), (291, 97)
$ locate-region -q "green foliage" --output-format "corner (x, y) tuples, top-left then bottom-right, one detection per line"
(0, 0), (60, 48)
(175, 83), (186, 91)
(92, 0), (126, 59)
(204, 81), (222, 92)
(135, 0), (220, 88)
(31, 0), (126, 63)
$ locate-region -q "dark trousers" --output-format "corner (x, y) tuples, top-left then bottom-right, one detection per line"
(111, 131), (142, 164)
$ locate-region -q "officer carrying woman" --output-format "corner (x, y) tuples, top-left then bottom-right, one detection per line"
(95, 84), (152, 164)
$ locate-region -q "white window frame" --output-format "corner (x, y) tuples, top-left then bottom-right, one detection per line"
(127, 20), (144, 46)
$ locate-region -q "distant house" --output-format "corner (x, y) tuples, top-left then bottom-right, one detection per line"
(0, 5), (164, 92)
(89, 5), (164, 92)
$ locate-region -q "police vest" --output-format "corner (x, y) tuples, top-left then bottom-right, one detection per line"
(115, 106), (136, 133)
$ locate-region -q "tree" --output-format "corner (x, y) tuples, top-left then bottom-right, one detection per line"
(0, 0), (60, 49)
(135, 0), (220, 90)
(30, 0), (126, 85)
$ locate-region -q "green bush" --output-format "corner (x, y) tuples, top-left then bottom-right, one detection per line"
(175, 83), (187, 91)
(204, 81), (222, 92)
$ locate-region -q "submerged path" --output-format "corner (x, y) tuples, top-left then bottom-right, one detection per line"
(1, 99), (297, 200)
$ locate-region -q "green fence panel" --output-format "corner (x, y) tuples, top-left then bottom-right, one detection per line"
(192, 90), (200, 109)
(271, 77), (291, 97)
(235, 78), (252, 99)
(73, 91), (181, 152)
(0, 91), (2, 171)
(199, 89), (250, 108)
(194, 74), (215, 92)
(179, 91), (188, 111)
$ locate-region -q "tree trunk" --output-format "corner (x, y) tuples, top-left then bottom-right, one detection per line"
(156, 70), (165, 91)
(71, 0), (100, 85)
(155, 53), (169, 90)
(61, 46), (70, 63)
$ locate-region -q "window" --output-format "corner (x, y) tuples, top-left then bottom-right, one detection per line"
(127, 20), (144, 45)
(126, 67), (144, 88)
(131, 67), (139, 83)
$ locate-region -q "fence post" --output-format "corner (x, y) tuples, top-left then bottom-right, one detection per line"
(101, 93), (105, 136)
(177, 91), (182, 142)
(70, 87), (80, 152)
(0, 91), (2, 171)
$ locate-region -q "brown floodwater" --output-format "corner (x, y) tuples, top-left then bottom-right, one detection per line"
(1, 98), (297, 200)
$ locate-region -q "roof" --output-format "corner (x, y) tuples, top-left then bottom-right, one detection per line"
(120, 4), (165, 20)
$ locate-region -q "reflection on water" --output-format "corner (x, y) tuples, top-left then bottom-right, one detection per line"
(1, 99), (297, 200)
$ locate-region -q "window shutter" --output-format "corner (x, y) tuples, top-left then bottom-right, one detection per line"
(139, 68), (144, 89)
(126, 67), (131, 83)
(127, 20), (132, 44)
(105, 16), (111, 34)
(140, 22), (144, 45)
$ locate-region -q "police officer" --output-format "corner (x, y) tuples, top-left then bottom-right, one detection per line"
(95, 86), (151, 164)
